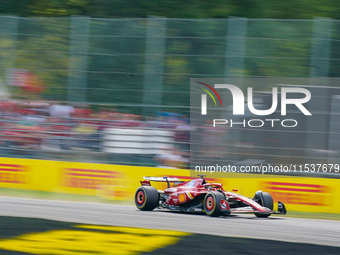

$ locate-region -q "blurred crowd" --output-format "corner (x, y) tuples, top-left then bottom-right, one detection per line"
(0, 100), (190, 168)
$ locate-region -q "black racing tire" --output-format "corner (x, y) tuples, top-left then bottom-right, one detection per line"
(135, 186), (159, 211)
(254, 192), (273, 218)
(203, 191), (225, 217)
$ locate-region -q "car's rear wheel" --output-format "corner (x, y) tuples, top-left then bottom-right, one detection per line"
(204, 191), (225, 217)
(253, 191), (273, 218)
(135, 186), (159, 211)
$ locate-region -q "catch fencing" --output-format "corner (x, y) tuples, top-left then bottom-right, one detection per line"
(0, 16), (339, 176)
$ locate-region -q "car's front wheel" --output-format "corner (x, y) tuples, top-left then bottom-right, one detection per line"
(253, 191), (273, 218)
(135, 186), (159, 211)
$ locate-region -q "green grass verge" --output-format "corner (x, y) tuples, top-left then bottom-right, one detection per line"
(0, 187), (122, 204)
(277, 211), (340, 221)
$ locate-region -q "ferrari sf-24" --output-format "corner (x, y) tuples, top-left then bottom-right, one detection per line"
(135, 175), (287, 217)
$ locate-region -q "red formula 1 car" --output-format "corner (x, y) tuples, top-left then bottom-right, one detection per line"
(135, 175), (287, 217)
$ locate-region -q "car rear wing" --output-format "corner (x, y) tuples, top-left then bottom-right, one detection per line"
(141, 176), (181, 188)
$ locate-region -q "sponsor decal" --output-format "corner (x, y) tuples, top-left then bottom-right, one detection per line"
(179, 193), (186, 203)
(186, 191), (195, 200)
(0, 163), (27, 184)
(264, 182), (330, 206)
(62, 168), (119, 190)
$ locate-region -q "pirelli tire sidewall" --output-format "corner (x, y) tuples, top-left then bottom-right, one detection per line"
(135, 186), (159, 211)
(254, 191), (274, 218)
(204, 191), (224, 217)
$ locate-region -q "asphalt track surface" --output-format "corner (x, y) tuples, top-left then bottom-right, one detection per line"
(0, 196), (339, 247)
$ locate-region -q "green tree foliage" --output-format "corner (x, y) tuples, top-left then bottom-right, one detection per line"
(0, 17), (70, 100)
(1, 0), (340, 19)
